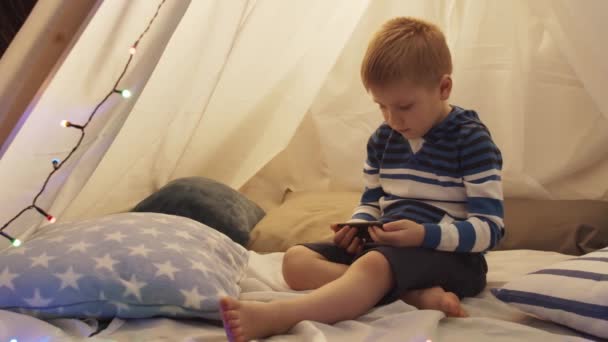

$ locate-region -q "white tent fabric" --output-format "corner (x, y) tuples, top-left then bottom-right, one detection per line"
(0, 0), (369, 243)
(242, 0), (608, 207)
(1, 0), (607, 247)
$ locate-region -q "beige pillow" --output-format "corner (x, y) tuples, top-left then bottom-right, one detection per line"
(498, 199), (608, 255)
(248, 191), (361, 253)
(248, 191), (608, 255)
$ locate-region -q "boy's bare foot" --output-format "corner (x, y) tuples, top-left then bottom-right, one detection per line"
(400, 286), (467, 317)
(220, 297), (290, 342)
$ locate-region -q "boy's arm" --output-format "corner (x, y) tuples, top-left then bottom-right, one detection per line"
(421, 128), (504, 253)
(351, 132), (385, 222)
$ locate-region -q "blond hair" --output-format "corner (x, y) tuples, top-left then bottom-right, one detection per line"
(361, 17), (452, 89)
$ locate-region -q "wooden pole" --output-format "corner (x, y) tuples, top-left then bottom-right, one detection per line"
(0, 0), (100, 157)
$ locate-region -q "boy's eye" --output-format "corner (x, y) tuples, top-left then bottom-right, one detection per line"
(398, 104), (413, 111)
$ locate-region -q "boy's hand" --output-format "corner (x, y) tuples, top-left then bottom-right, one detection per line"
(330, 224), (363, 254)
(368, 219), (425, 247)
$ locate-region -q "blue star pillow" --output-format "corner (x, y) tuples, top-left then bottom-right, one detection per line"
(0, 212), (248, 320)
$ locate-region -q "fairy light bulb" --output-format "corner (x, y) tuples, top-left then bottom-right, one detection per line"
(52, 158), (61, 169)
(34, 206), (56, 223)
(60, 120), (84, 130)
(114, 89), (132, 98)
(129, 41), (139, 55)
(0, 231), (20, 247)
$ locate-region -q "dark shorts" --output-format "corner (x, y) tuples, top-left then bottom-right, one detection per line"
(300, 242), (488, 306)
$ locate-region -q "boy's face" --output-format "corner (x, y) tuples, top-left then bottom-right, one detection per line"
(368, 77), (451, 139)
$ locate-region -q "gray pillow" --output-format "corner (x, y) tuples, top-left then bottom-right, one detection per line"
(132, 177), (265, 247)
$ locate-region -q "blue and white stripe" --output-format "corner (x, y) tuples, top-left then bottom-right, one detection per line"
(492, 247), (608, 339)
(352, 106), (504, 253)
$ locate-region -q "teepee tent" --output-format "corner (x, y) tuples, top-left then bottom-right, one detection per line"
(0, 1), (607, 340)
(2, 0), (607, 245)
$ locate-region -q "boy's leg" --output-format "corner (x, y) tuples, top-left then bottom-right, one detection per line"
(282, 244), (349, 290)
(369, 247), (487, 317)
(221, 251), (394, 342)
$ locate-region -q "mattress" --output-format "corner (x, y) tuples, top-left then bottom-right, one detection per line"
(1, 249), (601, 342)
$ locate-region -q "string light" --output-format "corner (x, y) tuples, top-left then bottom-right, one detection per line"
(60, 120), (84, 130)
(34, 206), (56, 223)
(130, 40), (139, 55)
(52, 158), (61, 169)
(0, 231), (21, 247)
(114, 89), (132, 98)
(0, 0), (167, 247)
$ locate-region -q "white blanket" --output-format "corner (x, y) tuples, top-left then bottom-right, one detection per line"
(0, 250), (599, 342)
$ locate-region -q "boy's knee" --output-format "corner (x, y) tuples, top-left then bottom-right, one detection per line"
(283, 245), (318, 266)
(355, 251), (391, 276)
(282, 246), (320, 284)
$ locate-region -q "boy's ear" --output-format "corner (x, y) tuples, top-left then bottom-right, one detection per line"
(439, 75), (452, 100)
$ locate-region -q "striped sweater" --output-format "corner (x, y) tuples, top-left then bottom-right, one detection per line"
(352, 106), (504, 253)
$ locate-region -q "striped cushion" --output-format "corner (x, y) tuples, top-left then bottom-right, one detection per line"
(492, 247), (608, 338)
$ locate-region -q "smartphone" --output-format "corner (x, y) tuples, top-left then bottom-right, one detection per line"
(335, 221), (383, 241)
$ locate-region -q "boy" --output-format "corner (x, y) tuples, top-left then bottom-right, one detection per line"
(220, 17), (504, 342)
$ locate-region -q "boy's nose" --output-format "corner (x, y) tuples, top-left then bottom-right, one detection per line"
(387, 113), (406, 130)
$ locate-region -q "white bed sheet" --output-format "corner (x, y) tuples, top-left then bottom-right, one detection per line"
(0, 250), (602, 342)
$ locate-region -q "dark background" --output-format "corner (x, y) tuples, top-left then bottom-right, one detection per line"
(0, 0), (38, 58)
